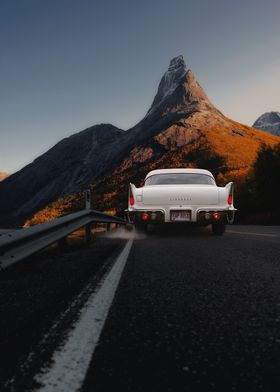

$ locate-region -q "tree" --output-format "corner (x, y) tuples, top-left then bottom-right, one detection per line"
(254, 144), (280, 215)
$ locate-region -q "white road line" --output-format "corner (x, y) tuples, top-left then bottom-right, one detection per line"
(35, 239), (133, 392)
(227, 230), (278, 238)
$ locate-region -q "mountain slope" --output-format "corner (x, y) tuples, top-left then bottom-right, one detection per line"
(0, 124), (126, 224)
(1, 56), (280, 226)
(253, 112), (280, 136)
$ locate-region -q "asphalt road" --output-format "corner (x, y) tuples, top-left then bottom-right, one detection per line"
(1, 225), (280, 391)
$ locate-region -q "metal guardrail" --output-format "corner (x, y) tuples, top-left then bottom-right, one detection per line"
(0, 191), (127, 270)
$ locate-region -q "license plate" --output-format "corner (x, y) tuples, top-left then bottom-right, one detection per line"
(170, 210), (191, 222)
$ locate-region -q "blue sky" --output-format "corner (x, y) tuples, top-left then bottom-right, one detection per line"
(1, 0), (279, 173)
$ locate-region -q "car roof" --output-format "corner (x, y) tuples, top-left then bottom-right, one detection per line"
(145, 168), (214, 179)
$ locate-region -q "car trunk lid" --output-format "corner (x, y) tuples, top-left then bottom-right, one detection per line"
(142, 185), (219, 205)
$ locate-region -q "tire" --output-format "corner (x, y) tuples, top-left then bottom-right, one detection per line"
(212, 223), (226, 236)
(125, 223), (134, 232)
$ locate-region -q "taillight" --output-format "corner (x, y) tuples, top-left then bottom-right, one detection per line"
(213, 212), (220, 220)
(129, 195), (135, 206)
(228, 194), (233, 205)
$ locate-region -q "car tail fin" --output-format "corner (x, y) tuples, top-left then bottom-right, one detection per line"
(225, 182), (234, 205)
(129, 183), (137, 206)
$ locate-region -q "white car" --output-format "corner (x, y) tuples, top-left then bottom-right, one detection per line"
(127, 168), (236, 235)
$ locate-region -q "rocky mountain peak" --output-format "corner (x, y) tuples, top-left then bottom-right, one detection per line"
(168, 55), (187, 73)
(145, 55), (219, 118)
(146, 56), (187, 115)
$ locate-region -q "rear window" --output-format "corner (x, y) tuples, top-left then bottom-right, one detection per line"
(145, 173), (215, 186)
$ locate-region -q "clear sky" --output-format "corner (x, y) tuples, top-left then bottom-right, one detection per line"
(1, 0), (279, 173)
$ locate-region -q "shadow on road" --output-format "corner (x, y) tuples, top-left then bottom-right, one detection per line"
(147, 223), (212, 237)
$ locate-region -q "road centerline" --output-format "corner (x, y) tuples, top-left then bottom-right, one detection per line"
(34, 239), (133, 392)
(226, 230), (278, 237)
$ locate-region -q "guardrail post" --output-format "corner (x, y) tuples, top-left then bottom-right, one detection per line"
(85, 189), (92, 210)
(85, 223), (92, 245)
(58, 236), (68, 251)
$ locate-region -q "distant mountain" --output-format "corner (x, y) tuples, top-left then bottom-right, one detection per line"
(253, 112), (280, 136)
(1, 55), (280, 226)
(0, 172), (9, 181)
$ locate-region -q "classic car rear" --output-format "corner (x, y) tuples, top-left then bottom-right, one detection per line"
(126, 168), (236, 235)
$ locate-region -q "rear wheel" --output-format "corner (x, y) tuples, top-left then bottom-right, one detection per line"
(125, 223), (134, 232)
(212, 223), (226, 236)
